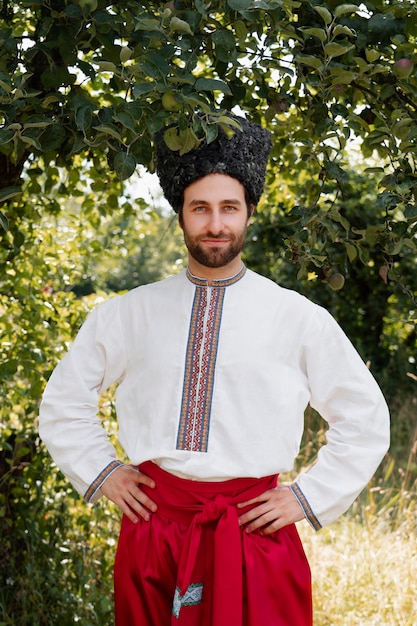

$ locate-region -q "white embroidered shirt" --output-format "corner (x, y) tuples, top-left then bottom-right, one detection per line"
(39, 267), (390, 529)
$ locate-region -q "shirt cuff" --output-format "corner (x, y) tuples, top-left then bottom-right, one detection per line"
(290, 482), (322, 531)
(84, 460), (124, 503)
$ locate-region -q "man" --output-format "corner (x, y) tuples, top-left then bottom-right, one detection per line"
(39, 115), (390, 625)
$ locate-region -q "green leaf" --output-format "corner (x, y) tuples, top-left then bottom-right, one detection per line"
(234, 19), (248, 40)
(167, 74), (195, 86)
(77, 59), (96, 80)
(334, 4), (359, 17)
(0, 129), (15, 144)
(93, 60), (118, 73)
(365, 49), (380, 63)
(169, 16), (194, 35)
(20, 135), (42, 150)
(324, 42), (354, 58)
(216, 115), (242, 130)
(134, 16), (161, 31)
(146, 52), (170, 77)
(42, 94), (63, 108)
(345, 241), (357, 262)
(364, 226), (381, 245)
(40, 124), (66, 151)
(314, 6), (332, 25)
(120, 46), (133, 64)
(212, 28), (236, 52)
(301, 27), (327, 43)
(114, 152), (137, 180)
(41, 65), (74, 89)
(93, 125), (123, 141)
(65, 3), (82, 17)
(329, 209), (350, 231)
(0, 211), (9, 230)
(0, 359), (19, 376)
(380, 84), (395, 100)
(194, 78), (232, 95)
(392, 118), (413, 140)
(182, 94), (211, 113)
(13, 229), (25, 249)
(0, 79), (12, 93)
(324, 161), (349, 183)
(75, 106), (93, 131)
(115, 112), (136, 131)
(227, 0), (253, 11)
(195, 0), (208, 17)
(23, 121), (52, 129)
(15, 445), (31, 459)
(402, 238), (416, 250)
(404, 204), (417, 218)
(329, 68), (356, 84)
(297, 262), (309, 280)
(178, 128), (200, 155)
(132, 82), (154, 98)
(203, 123), (219, 144)
(296, 55), (323, 71)
(332, 24), (355, 38)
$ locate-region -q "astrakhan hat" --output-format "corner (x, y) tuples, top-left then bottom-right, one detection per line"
(155, 115), (272, 212)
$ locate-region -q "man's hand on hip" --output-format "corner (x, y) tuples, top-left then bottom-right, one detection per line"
(100, 464), (157, 524)
(237, 484), (305, 535)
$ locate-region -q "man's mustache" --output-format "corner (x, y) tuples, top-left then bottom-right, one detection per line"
(197, 232), (233, 240)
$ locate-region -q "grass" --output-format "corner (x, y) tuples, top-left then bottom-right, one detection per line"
(299, 514), (417, 625)
(293, 397), (417, 626)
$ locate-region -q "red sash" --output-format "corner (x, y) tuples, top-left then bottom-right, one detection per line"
(114, 461), (312, 626)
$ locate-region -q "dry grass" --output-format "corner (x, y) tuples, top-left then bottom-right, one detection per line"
(288, 394), (417, 625)
(298, 514), (417, 625)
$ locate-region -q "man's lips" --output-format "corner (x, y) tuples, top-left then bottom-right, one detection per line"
(201, 238), (230, 246)
(199, 234), (232, 246)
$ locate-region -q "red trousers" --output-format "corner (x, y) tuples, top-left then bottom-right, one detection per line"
(114, 462), (312, 626)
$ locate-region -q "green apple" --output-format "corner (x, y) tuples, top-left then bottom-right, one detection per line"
(328, 273), (345, 291)
(162, 91), (182, 112)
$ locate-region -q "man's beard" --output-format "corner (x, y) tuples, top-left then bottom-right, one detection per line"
(183, 228), (247, 269)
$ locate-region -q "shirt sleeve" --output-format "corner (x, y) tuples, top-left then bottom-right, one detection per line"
(292, 306), (390, 529)
(38, 297), (126, 503)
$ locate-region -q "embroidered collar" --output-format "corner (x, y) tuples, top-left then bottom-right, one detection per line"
(186, 264), (246, 287)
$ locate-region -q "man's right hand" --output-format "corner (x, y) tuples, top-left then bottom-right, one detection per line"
(100, 464), (157, 523)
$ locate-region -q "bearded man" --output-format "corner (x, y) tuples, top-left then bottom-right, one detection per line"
(39, 115), (389, 626)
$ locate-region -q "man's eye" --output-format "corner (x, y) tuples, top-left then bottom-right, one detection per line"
(225, 205), (237, 211)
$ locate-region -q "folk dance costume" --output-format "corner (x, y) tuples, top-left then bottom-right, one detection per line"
(39, 114), (390, 625)
(39, 266), (389, 624)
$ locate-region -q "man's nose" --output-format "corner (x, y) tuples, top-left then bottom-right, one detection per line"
(207, 210), (223, 233)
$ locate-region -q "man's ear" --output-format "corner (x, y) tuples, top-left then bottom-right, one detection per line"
(178, 209), (184, 229)
(247, 204), (255, 223)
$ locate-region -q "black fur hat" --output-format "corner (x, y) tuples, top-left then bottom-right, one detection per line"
(155, 116), (272, 212)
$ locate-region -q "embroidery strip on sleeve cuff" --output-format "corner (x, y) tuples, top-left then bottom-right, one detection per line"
(290, 482), (322, 531)
(84, 459), (124, 502)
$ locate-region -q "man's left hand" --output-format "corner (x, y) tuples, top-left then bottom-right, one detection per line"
(237, 484), (305, 535)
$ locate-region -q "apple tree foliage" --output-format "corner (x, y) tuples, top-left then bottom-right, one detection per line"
(1, 0), (417, 275)
(1, 0), (417, 621)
